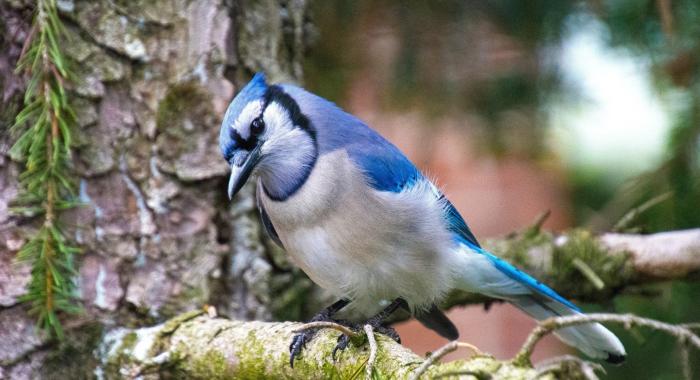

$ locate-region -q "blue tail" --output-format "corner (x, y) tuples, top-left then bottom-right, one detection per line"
(455, 240), (626, 363)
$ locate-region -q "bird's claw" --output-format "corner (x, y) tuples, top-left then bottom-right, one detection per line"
(289, 328), (315, 368)
(289, 315), (351, 367)
(374, 324), (401, 343)
(332, 333), (351, 361)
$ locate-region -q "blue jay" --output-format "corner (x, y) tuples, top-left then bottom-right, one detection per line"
(220, 73), (626, 367)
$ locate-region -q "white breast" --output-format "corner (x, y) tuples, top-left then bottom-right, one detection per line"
(259, 150), (457, 315)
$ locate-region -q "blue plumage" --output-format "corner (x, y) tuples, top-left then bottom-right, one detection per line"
(279, 84), (421, 193)
(462, 239), (580, 311)
(219, 72), (268, 158)
(219, 73), (626, 365)
(444, 199), (481, 248)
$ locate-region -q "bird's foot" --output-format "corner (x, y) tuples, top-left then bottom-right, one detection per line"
(289, 326), (316, 368)
(332, 318), (401, 360)
(289, 300), (350, 368)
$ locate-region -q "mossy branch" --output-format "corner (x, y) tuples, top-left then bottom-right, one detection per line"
(10, 0), (80, 339)
(99, 312), (543, 380)
(100, 310), (699, 379)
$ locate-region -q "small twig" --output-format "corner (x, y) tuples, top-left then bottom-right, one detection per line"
(572, 258), (605, 290)
(364, 324), (377, 380)
(532, 210), (551, 231)
(656, 0), (675, 42)
(524, 210), (551, 237)
(612, 192), (672, 232)
(681, 323), (700, 331)
(514, 313), (700, 365)
(409, 341), (483, 380)
(532, 355), (604, 380)
(681, 344), (692, 380)
(292, 321), (359, 338)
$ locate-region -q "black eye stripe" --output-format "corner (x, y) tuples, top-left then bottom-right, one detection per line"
(229, 127), (257, 151)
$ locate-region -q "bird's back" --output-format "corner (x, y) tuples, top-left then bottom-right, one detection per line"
(280, 84), (423, 193)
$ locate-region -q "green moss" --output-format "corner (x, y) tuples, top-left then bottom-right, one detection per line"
(40, 322), (104, 379)
(156, 81), (214, 134)
(187, 349), (238, 380)
(103, 330), (140, 376)
(121, 331), (138, 349)
(234, 330), (267, 379)
(148, 309), (205, 357)
(486, 228), (553, 268)
(160, 309), (205, 335)
(550, 229), (633, 301)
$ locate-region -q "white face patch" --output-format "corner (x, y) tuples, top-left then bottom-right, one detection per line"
(261, 102), (295, 138)
(232, 100), (300, 147)
(259, 101), (311, 158)
(231, 100), (264, 139)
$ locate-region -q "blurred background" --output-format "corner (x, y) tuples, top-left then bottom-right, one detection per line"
(304, 1), (700, 379)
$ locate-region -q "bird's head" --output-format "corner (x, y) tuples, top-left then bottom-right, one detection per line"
(219, 73), (317, 200)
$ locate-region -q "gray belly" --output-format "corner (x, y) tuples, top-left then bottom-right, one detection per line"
(259, 150), (456, 314)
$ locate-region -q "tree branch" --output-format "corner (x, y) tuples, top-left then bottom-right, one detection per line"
(99, 312), (542, 379)
(99, 309), (700, 379)
(598, 229), (700, 280)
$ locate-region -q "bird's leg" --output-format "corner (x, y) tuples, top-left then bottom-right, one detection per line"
(332, 298), (407, 359)
(289, 298), (350, 367)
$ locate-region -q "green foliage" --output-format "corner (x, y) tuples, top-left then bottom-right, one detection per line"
(10, 0), (80, 339)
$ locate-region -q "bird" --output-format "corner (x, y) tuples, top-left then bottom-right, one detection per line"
(219, 72), (626, 367)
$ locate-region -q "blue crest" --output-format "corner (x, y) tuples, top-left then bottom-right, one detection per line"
(219, 72), (268, 155)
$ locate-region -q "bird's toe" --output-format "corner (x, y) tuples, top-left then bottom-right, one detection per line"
(289, 329), (314, 368)
(332, 333), (352, 361)
(375, 324), (401, 343)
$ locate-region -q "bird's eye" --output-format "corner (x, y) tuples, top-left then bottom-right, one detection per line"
(250, 117), (265, 136)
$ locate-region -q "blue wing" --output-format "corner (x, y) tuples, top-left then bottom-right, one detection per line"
(345, 138), (421, 193)
(442, 196), (481, 248)
(343, 127), (482, 247)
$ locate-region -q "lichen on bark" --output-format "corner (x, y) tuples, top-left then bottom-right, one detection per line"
(99, 313), (546, 380)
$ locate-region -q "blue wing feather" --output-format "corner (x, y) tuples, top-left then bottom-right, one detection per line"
(345, 141), (421, 193)
(279, 83), (421, 193)
(442, 197), (481, 248)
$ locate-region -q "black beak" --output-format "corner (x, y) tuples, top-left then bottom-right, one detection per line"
(227, 144), (262, 199)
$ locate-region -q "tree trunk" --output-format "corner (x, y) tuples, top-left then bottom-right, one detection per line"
(0, 0), (314, 378)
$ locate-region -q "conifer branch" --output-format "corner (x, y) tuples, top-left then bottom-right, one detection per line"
(11, 0), (80, 339)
